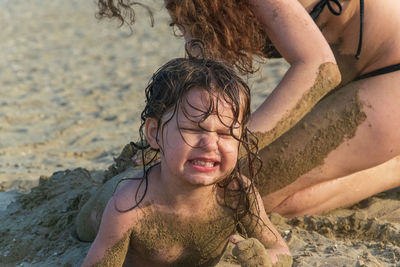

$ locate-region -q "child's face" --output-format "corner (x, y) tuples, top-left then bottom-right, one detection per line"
(151, 88), (243, 187)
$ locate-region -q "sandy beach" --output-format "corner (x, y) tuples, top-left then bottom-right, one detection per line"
(1, 0), (399, 266)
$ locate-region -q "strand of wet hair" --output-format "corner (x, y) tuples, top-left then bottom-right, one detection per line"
(112, 131), (157, 213)
(97, 0), (154, 27)
(234, 129), (279, 242)
(185, 39), (206, 60)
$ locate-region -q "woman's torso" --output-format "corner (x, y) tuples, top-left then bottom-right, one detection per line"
(310, 0), (400, 84)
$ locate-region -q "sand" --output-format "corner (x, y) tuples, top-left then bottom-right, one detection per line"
(0, 0), (399, 266)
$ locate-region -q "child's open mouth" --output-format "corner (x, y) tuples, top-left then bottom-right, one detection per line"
(188, 159), (220, 171)
(190, 159), (217, 167)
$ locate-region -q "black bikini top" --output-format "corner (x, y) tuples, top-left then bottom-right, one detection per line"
(310, 0), (365, 59)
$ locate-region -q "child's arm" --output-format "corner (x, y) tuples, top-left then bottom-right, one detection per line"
(232, 187), (292, 266)
(81, 194), (135, 267)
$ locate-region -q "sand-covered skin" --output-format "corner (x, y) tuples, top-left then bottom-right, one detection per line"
(253, 62), (341, 150)
(1, 1), (399, 266)
(254, 82), (367, 196)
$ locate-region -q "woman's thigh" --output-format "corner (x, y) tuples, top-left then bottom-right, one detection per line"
(255, 71), (400, 200)
(273, 155), (400, 217)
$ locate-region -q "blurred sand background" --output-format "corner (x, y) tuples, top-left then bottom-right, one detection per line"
(0, 0), (399, 266)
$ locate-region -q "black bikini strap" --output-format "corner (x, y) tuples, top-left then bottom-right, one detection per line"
(310, 0), (364, 60)
(355, 63), (400, 81)
(355, 0), (364, 59)
(310, 0), (342, 21)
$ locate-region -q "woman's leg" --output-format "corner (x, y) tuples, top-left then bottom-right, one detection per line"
(272, 155), (400, 217)
(255, 71), (400, 214)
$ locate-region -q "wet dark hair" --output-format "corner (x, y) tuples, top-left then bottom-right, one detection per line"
(115, 45), (270, 237)
(95, 0), (280, 75)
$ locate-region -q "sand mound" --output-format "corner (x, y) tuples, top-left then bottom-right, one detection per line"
(0, 169), (101, 266)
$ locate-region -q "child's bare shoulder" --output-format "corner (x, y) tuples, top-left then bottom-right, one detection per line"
(104, 165), (161, 229)
(112, 177), (151, 214)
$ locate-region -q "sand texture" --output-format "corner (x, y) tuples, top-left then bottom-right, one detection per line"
(1, 1), (399, 266)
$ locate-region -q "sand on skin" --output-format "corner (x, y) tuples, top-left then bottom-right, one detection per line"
(0, 1), (399, 266)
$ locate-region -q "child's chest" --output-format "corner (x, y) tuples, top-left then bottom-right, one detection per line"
(128, 208), (236, 266)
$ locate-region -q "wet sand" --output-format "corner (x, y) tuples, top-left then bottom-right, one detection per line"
(1, 1), (399, 266)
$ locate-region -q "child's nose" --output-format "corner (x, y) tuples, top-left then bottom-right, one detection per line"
(199, 132), (219, 150)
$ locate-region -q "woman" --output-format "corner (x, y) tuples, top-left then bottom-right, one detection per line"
(96, 0), (400, 217)
(254, 0), (400, 217)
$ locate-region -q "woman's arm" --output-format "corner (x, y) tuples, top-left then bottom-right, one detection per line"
(248, 0), (341, 148)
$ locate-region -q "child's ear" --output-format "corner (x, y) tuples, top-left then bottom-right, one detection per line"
(144, 118), (160, 149)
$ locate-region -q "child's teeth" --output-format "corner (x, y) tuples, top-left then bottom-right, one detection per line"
(192, 160), (215, 167)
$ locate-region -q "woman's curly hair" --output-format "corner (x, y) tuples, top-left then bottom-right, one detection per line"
(96, 0), (280, 74)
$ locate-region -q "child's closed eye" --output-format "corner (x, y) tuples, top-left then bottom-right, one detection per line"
(180, 127), (201, 133)
(217, 131), (233, 137)
(179, 126), (239, 140)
